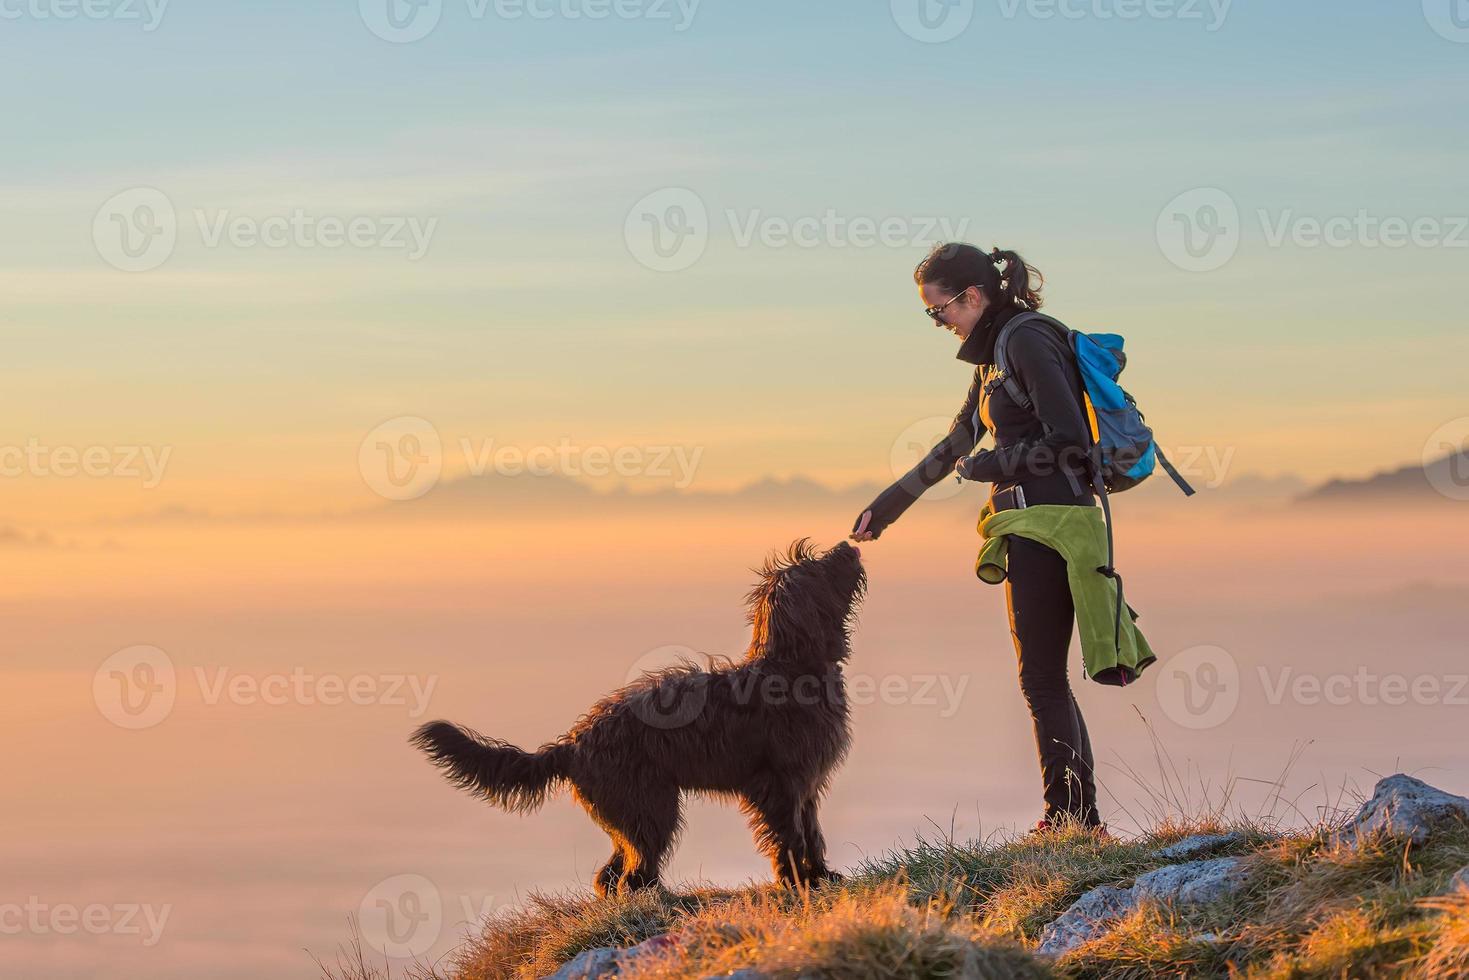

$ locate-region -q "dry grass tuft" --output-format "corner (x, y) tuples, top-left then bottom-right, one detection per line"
(615, 882), (1046, 980)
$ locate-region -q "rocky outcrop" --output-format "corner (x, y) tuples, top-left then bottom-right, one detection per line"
(1336, 775), (1469, 846)
(1038, 857), (1252, 955)
(541, 934), (680, 980)
(1155, 831), (1250, 861)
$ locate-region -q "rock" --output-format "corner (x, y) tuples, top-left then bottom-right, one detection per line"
(1156, 832), (1248, 861)
(543, 946), (622, 980)
(541, 933), (679, 980)
(1134, 857), (1249, 906)
(1336, 775), (1469, 846)
(1036, 884), (1135, 955)
(1037, 857), (1252, 955)
(702, 972), (768, 980)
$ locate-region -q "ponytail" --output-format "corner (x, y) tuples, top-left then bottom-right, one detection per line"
(916, 242), (1044, 311)
(988, 247), (1044, 311)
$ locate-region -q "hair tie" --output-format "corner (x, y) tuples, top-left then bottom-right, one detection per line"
(990, 248), (1005, 264)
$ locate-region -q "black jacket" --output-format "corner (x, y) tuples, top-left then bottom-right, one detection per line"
(859, 301), (1094, 539)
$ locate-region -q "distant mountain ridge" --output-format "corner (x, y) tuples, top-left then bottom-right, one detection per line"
(1296, 451), (1468, 505)
(96, 453), (1467, 528)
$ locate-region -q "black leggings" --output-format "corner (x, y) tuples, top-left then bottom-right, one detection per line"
(1005, 532), (1100, 826)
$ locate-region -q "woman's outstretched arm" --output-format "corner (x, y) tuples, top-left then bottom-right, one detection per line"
(852, 367), (988, 541)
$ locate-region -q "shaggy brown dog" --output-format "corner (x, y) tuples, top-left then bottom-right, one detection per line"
(411, 539), (866, 896)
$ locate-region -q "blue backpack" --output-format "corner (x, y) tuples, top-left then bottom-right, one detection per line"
(993, 311), (1195, 655)
(993, 311), (1195, 501)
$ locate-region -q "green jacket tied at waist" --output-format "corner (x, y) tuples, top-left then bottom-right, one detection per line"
(976, 502), (1156, 686)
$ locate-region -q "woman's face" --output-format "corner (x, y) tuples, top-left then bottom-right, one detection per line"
(919, 281), (988, 341)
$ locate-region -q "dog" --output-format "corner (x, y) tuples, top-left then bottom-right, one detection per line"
(411, 538), (866, 896)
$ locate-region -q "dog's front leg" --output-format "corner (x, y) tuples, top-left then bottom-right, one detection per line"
(743, 787), (810, 887)
(800, 797), (840, 883)
(593, 848), (626, 898)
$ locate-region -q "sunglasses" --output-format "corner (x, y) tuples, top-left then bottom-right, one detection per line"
(924, 285), (975, 324)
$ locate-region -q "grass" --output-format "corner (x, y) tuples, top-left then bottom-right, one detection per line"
(319, 818), (1469, 980)
(319, 749), (1469, 979)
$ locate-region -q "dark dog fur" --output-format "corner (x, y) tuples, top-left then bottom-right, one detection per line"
(411, 538), (866, 896)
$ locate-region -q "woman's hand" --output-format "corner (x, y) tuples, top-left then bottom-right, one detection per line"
(850, 510), (877, 543)
(954, 453), (988, 482)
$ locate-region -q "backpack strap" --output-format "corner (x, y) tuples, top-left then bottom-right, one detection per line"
(993, 311), (1084, 497)
(1154, 444), (1197, 496)
(993, 311), (1070, 415)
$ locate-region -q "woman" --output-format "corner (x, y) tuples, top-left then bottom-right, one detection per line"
(850, 242), (1102, 831)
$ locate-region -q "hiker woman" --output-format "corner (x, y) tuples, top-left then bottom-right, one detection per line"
(849, 242), (1103, 832)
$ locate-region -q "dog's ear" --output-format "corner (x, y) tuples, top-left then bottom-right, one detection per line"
(745, 539), (827, 655)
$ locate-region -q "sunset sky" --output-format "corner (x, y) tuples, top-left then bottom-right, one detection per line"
(5, 2), (1468, 977)
(4, 1), (1468, 528)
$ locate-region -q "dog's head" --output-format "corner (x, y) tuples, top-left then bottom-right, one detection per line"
(744, 538), (867, 662)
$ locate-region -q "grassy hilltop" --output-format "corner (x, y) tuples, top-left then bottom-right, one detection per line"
(322, 783), (1469, 980)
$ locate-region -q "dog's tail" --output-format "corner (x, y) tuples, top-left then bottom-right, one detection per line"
(411, 721), (570, 814)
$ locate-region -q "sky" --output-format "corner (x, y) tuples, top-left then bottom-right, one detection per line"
(3, 1), (1469, 977)
(4, 0), (1469, 525)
